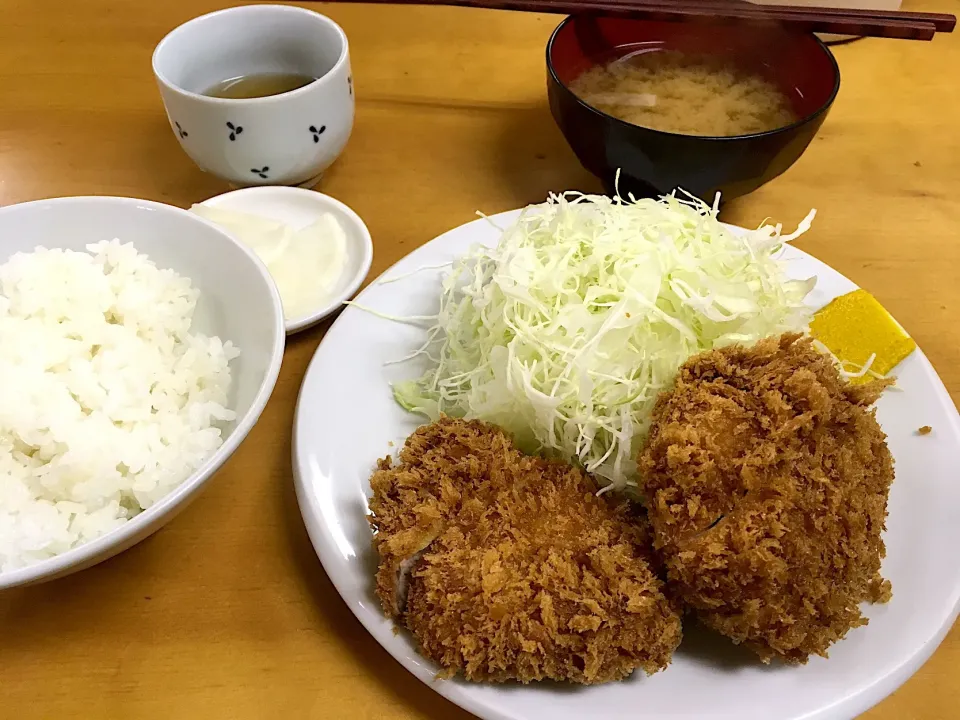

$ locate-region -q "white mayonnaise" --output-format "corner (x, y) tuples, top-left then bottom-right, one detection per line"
(191, 205), (347, 320)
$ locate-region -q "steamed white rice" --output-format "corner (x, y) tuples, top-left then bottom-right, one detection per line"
(0, 240), (239, 572)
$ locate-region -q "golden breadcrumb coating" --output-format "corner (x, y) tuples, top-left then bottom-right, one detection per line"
(639, 333), (894, 663)
(369, 417), (681, 684)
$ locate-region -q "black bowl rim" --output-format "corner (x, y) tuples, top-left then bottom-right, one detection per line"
(546, 14), (841, 143)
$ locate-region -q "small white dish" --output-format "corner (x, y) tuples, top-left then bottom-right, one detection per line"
(197, 186), (373, 334)
(152, 5), (354, 187)
(293, 209), (960, 720)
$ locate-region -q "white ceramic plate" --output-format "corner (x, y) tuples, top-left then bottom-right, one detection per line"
(293, 210), (960, 720)
(198, 186), (373, 335)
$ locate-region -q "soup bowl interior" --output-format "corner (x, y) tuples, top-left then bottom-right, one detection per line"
(547, 16), (840, 201)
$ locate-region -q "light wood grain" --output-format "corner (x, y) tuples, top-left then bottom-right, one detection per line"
(0, 0), (958, 718)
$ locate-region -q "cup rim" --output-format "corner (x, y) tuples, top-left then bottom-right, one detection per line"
(152, 4), (349, 106)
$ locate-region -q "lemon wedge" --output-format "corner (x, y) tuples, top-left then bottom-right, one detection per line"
(810, 289), (916, 385)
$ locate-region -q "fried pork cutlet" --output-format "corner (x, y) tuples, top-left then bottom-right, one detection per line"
(639, 333), (894, 663)
(369, 417), (682, 684)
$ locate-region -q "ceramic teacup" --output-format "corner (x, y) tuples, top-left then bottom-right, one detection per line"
(152, 5), (354, 187)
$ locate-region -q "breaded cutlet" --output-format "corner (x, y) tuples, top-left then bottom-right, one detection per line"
(639, 333), (894, 663)
(369, 416), (682, 684)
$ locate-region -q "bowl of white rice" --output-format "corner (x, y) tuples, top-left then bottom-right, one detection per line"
(0, 196), (285, 589)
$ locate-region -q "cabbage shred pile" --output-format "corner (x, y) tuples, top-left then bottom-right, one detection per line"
(393, 191), (815, 492)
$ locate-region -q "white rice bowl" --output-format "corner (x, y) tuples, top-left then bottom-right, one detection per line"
(0, 240), (239, 572)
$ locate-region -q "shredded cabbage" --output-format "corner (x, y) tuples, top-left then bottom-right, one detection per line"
(393, 191), (816, 492)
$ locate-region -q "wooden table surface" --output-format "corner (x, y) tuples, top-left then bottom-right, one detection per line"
(1, 0), (958, 717)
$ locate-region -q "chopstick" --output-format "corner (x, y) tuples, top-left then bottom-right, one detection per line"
(317, 0), (955, 40)
(593, 0), (955, 33)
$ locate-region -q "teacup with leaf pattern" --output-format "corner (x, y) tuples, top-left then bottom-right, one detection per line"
(152, 5), (354, 188)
